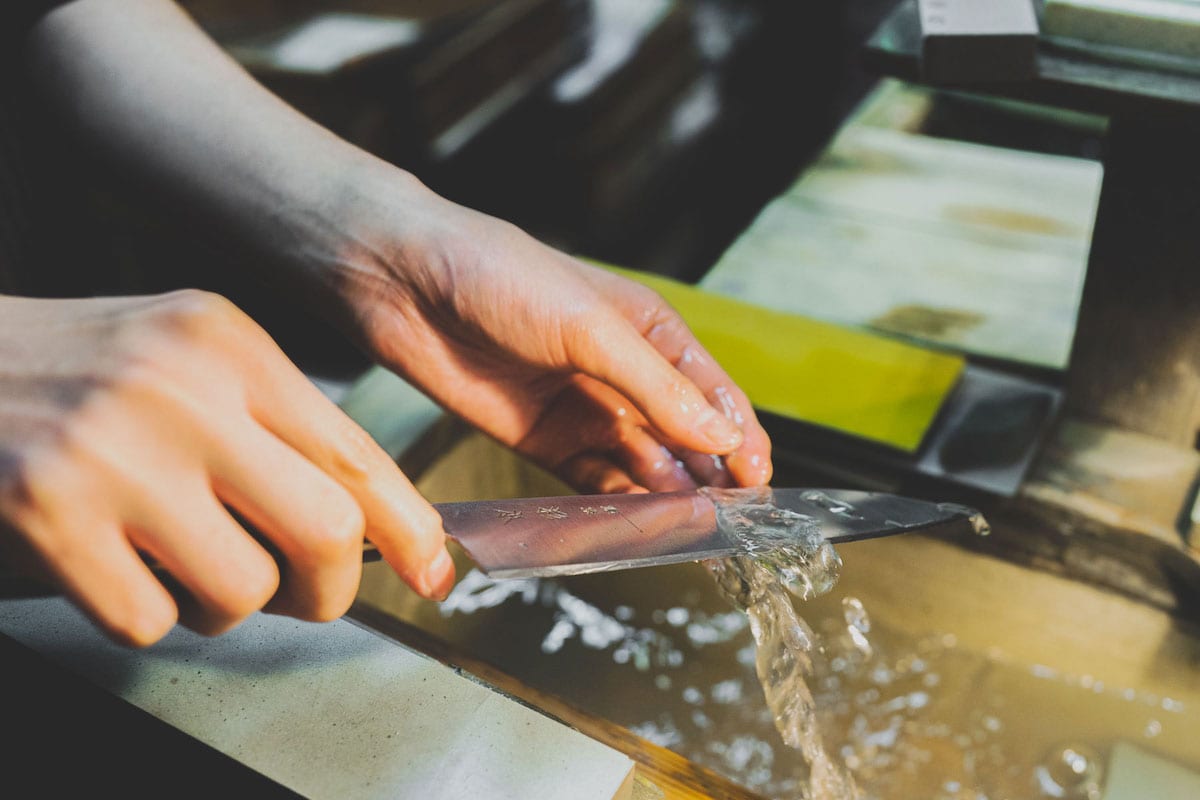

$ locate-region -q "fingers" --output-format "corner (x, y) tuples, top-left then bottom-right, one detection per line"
(204, 420), (364, 623)
(517, 377), (708, 493)
(47, 523), (179, 648)
(639, 312), (773, 488)
(566, 311), (744, 453)
(0, 289), (455, 652)
(557, 453), (643, 495)
(581, 265), (773, 487)
(674, 448), (737, 489)
(236, 335), (454, 600)
(679, 373), (771, 488)
(126, 482), (280, 636)
(616, 427), (697, 492)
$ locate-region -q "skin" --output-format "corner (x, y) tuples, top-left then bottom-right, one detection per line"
(0, 0), (773, 647)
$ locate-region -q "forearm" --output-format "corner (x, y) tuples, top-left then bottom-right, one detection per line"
(24, 0), (417, 295)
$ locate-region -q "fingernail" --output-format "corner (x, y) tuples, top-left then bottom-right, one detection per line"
(422, 548), (455, 601)
(697, 408), (743, 450)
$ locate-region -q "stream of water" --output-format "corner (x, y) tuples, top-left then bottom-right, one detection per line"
(701, 486), (861, 799)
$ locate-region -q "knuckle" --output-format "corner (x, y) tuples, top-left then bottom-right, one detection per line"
(202, 598), (256, 631)
(0, 449), (38, 514)
(212, 561), (280, 621)
(101, 334), (196, 411)
(0, 445), (72, 520)
(629, 281), (668, 311)
(645, 307), (687, 343)
(105, 601), (177, 649)
(160, 288), (235, 322)
(106, 355), (166, 397)
(305, 589), (356, 624)
(148, 289), (242, 343)
(329, 423), (385, 485)
(306, 495), (366, 565)
(407, 512), (450, 569)
(563, 303), (617, 356)
(617, 280), (673, 328)
(411, 507), (445, 549)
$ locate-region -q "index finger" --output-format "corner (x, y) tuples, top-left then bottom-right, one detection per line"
(233, 326), (455, 600)
(580, 265), (773, 487)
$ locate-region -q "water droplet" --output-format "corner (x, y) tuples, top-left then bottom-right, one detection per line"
(936, 503), (991, 535)
(1033, 743), (1104, 799)
(800, 490), (861, 517)
(842, 596), (873, 659)
(665, 607), (689, 627)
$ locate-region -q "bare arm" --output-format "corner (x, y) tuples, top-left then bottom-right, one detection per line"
(26, 0), (410, 293)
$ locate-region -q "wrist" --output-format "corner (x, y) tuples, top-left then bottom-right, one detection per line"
(272, 150), (439, 313)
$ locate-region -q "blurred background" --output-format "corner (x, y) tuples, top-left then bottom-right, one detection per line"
(10, 0), (1098, 375)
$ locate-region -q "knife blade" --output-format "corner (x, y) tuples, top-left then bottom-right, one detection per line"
(0, 488), (982, 599)
(363, 487), (983, 579)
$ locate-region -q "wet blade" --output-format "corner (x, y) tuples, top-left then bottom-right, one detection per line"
(360, 487), (980, 579)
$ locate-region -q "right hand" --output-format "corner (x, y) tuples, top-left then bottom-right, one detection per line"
(0, 290), (454, 647)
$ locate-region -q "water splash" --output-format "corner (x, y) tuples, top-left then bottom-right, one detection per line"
(704, 488), (861, 800)
(441, 568), (681, 665)
(842, 597), (873, 660)
(701, 486), (842, 600)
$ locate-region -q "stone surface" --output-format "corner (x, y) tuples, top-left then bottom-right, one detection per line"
(0, 597), (634, 800)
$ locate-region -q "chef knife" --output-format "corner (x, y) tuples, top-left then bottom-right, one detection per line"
(0, 488), (982, 597)
(364, 487), (985, 579)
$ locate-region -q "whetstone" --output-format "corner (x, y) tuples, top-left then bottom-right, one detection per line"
(917, 0), (1039, 83)
(1042, 0), (1200, 62)
(0, 598), (637, 800)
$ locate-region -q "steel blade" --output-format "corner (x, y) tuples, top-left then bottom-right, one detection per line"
(359, 487), (981, 579)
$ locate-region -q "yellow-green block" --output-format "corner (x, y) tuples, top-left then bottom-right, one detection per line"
(607, 265), (964, 453)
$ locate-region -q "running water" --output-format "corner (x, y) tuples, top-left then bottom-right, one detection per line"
(434, 488), (997, 798)
(701, 487), (862, 800)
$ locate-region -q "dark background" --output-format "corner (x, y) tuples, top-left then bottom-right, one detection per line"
(11, 1), (905, 375)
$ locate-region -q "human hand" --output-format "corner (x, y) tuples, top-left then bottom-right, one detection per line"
(0, 291), (453, 647)
(21, 0), (770, 495)
(321, 176), (773, 495)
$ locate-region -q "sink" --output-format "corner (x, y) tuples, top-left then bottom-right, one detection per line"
(352, 426), (1200, 799)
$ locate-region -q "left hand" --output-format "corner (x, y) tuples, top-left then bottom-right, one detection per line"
(320, 175), (773, 495)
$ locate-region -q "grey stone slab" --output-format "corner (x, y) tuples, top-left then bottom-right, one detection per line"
(0, 598), (634, 800)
